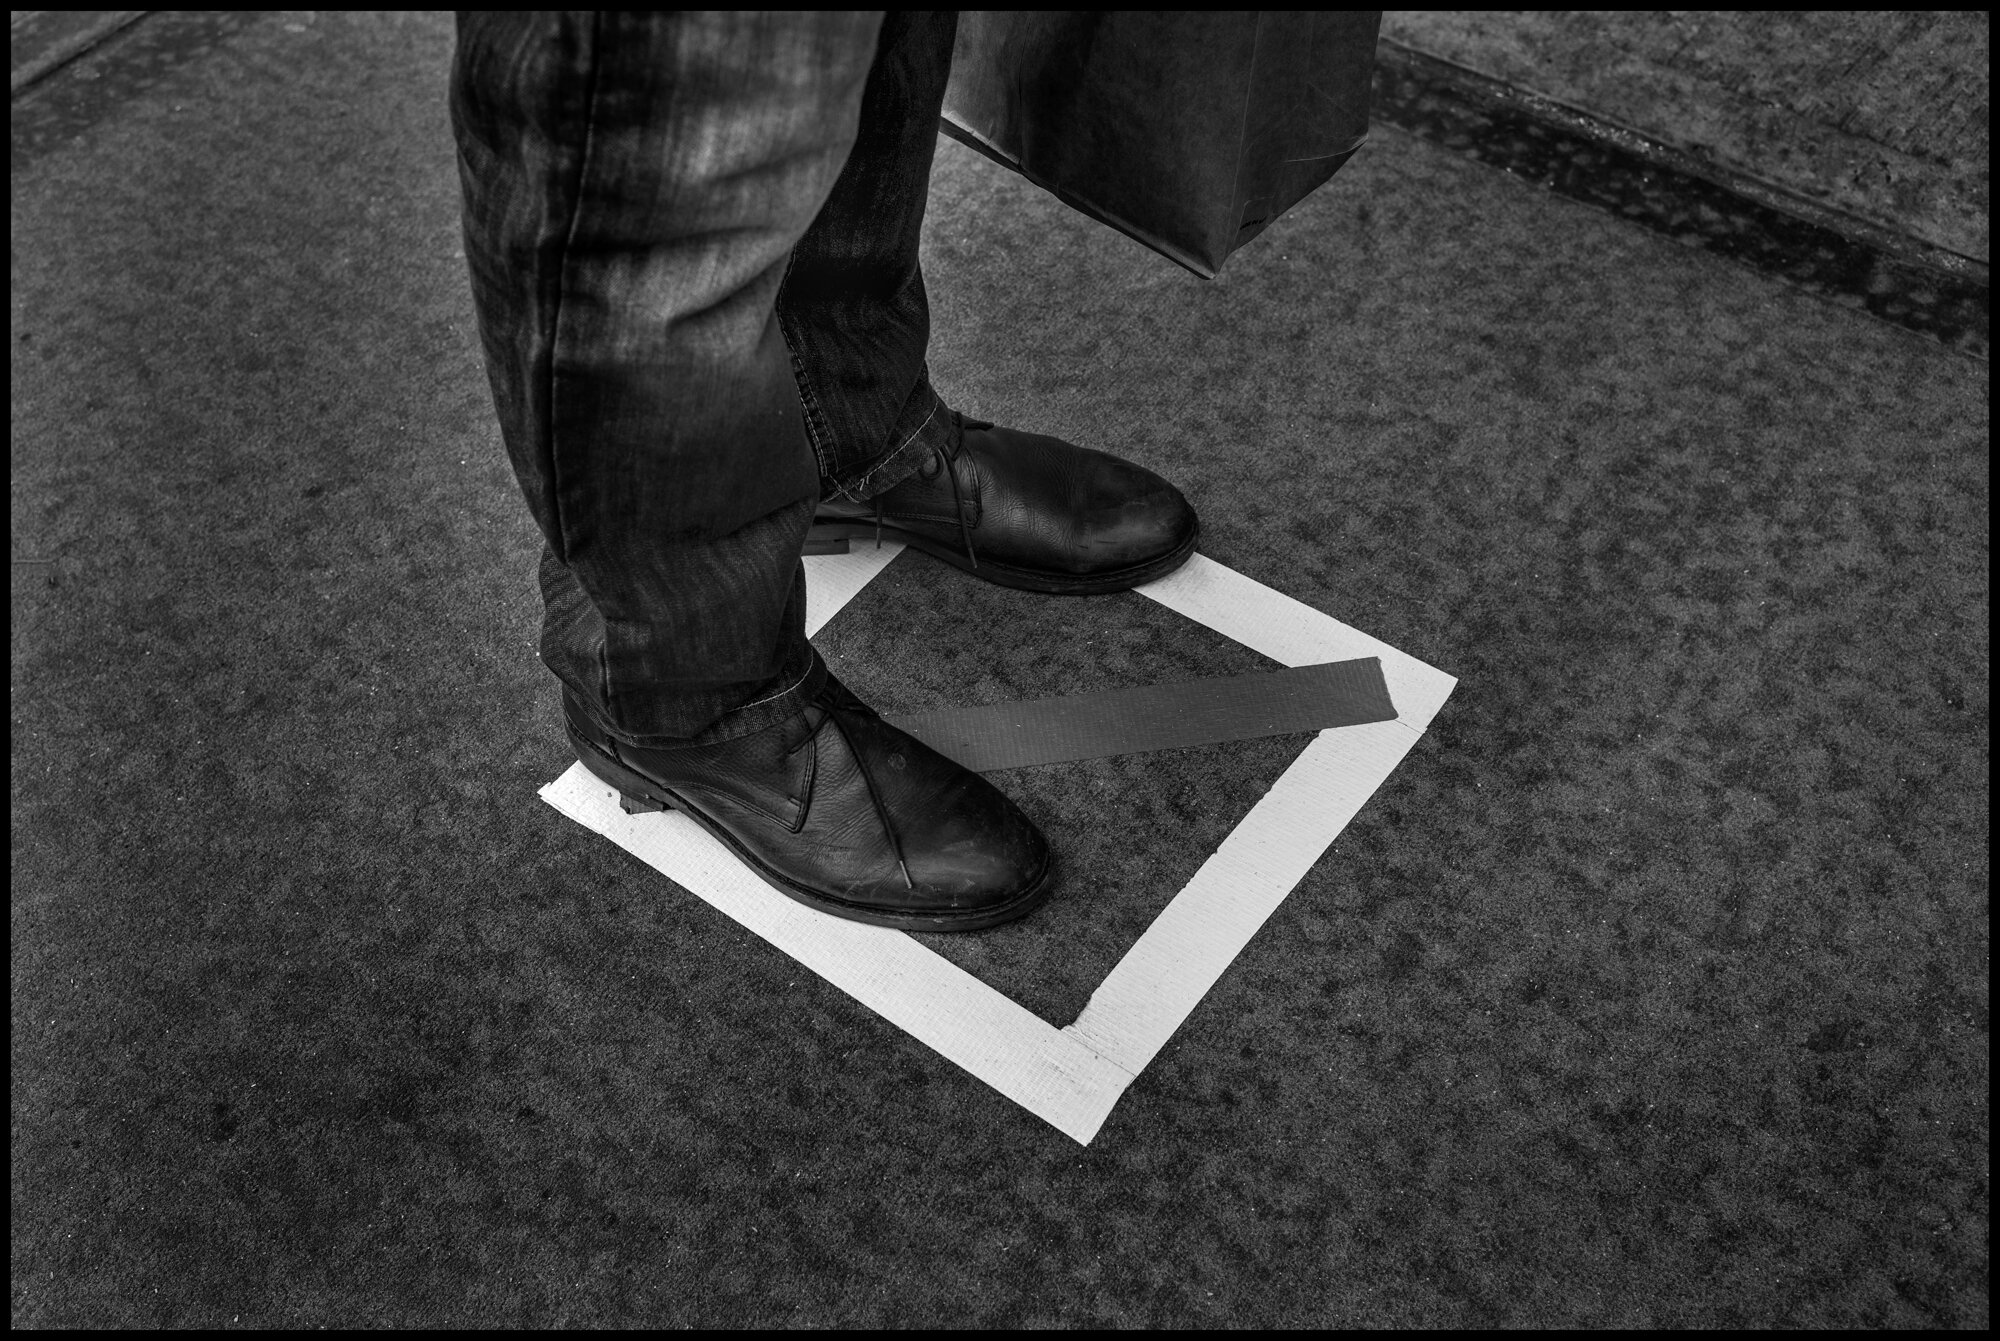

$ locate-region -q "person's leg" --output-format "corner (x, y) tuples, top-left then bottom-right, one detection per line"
(451, 11), (1051, 930)
(776, 10), (960, 502)
(777, 12), (1202, 591)
(451, 10), (878, 745)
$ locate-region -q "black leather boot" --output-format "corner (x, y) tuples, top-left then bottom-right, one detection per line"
(811, 412), (1199, 594)
(564, 675), (1052, 931)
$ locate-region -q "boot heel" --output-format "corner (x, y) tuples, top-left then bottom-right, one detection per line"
(564, 710), (678, 818)
(617, 790), (668, 815)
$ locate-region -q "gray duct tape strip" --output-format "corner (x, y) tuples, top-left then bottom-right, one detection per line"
(886, 658), (1396, 773)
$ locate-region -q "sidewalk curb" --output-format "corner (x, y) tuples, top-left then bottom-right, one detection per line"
(9, 10), (149, 96)
(1372, 40), (1988, 358)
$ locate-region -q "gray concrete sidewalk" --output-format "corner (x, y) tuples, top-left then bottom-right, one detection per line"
(11, 11), (1988, 1328)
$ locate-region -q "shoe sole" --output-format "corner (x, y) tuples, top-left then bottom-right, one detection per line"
(806, 518), (1200, 595)
(564, 717), (1056, 933)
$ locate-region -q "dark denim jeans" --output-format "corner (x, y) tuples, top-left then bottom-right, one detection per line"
(450, 11), (961, 744)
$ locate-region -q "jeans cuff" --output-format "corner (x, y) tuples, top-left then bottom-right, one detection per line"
(820, 379), (954, 502)
(577, 642), (828, 750)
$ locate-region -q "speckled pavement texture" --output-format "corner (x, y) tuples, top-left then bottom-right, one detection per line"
(1382, 10), (1990, 265)
(11, 11), (1988, 1328)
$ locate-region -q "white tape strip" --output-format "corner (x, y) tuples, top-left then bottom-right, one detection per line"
(543, 548), (1456, 1145)
(541, 765), (1130, 1144)
(1134, 553), (1457, 729)
(804, 541), (904, 636)
(1062, 720), (1422, 1074)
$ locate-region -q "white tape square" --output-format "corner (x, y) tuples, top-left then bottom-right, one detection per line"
(540, 544), (1457, 1143)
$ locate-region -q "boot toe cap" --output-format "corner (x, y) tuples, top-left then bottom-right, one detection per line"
(1075, 467), (1198, 569)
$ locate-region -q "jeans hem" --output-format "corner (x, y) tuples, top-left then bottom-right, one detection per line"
(567, 645), (827, 750)
(820, 382), (952, 502)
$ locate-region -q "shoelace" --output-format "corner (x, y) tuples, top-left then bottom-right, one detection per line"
(870, 410), (990, 570)
(827, 412), (996, 890)
(790, 693), (915, 889)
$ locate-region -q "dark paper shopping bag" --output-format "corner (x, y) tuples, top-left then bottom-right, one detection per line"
(940, 10), (1383, 278)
